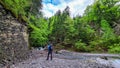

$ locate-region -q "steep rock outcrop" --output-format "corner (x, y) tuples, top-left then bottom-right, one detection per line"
(0, 4), (29, 67)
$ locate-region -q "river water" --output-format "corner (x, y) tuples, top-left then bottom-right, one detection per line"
(96, 57), (120, 68)
(112, 59), (120, 68)
(56, 50), (120, 68)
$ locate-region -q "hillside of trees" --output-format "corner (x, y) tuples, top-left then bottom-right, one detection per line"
(1, 0), (120, 53)
(30, 0), (120, 53)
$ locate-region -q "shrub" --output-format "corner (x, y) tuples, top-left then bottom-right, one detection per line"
(108, 43), (120, 53)
(75, 40), (90, 52)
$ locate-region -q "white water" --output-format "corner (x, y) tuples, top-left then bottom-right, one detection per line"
(112, 59), (120, 68)
(96, 58), (120, 68)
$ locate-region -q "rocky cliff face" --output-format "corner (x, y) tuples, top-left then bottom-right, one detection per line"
(0, 4), (29, 67)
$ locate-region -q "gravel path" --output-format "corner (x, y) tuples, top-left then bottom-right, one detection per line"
(8, 50), (120, 68)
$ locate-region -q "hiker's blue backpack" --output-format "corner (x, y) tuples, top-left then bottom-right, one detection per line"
(48, 45), (52, 51)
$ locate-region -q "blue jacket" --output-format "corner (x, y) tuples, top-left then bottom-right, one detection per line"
(48, 45), (52, 51)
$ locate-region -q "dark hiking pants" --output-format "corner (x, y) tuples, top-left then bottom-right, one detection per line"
(46, 50), (52, 60)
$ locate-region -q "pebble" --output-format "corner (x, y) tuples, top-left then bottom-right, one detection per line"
(8, 50), (120, 68)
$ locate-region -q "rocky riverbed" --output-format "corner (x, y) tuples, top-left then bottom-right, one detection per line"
(6, 50), (120, 68)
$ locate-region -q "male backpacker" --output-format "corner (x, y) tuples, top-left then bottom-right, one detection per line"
(46, 43), (53, 60)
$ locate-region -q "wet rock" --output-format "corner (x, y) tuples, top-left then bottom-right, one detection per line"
(100, 56), (108, 60)
(8, 50), (120, 68)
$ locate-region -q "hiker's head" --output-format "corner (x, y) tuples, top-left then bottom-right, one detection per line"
(48, 41), (52, 44)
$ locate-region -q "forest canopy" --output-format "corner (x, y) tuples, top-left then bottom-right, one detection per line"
(0, 0), (120, 53)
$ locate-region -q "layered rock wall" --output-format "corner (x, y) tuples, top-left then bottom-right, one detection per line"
(0, 4), (29, 67)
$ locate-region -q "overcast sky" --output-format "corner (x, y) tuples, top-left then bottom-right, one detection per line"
(42, 0), (94, 17)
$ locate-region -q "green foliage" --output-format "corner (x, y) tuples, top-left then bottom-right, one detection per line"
(47, 0), (120, 53)
(109, 43), (120, 53)
(89, 40), (105, 52)
(29, 17), (49, 47)
(107, 36), (120, 53)
(100, 19), (115, 40)
(90, 36), (120, 52)
(77, 0), (120, 53)
(75, 40), (86, 51)
(75, 40), (91, 52)
(1, 0), (120, 53)
(49, 7), (75, 44)
(73, 16), (95, 44)
(0, 0), (31, 21)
